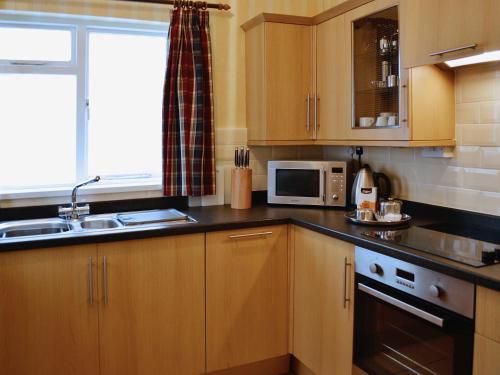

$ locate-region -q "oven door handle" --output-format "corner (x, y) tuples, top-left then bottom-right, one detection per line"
(358, 283), (444, 327)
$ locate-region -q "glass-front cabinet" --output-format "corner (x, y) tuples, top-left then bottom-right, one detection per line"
(352, 6), (399, 130)
(343, 0), (410, 142)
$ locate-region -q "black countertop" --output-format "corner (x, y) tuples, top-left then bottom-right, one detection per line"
(1, 202), (500, 292)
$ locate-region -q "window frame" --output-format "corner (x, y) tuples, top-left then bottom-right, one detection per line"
(0, 11), (168, 202)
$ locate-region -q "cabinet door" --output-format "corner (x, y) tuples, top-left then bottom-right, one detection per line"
(402, 0), (498, 67)
(316, 14), (349, 141)
(206, 225), (288, 372)
(265, 23), (313, 141)
(98, 234), (205, 375)
(343, 0), (409, 141)
(292, 226), (355, 375)
(0, 245), (99, 375)
(473, 334), (500, 375)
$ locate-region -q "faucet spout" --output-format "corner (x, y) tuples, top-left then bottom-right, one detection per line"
(71, 176), (101, 206)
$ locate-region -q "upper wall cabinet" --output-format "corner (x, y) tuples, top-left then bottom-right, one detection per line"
(401, 0), (500, 68)
(243, 16), (314, 142)
(336, 0), (456, 144)
(243, 3), (457, 147)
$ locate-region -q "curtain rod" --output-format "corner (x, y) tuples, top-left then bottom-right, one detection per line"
(117, 0), (230, 11)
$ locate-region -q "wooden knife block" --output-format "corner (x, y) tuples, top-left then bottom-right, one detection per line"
(231, 168), (252, 209)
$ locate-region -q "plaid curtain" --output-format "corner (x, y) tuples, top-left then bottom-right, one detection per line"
(162, 8), (215, 196)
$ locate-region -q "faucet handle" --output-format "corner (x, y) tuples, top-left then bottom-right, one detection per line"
(58, 204), (90, 220)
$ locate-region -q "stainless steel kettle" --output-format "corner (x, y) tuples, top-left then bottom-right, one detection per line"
(351, 164), (391, 205)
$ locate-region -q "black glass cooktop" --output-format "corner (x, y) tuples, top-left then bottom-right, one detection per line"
(363, 224), (500, 268)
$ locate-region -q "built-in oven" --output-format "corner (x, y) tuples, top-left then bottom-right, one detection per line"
(354, 247), (475, 375)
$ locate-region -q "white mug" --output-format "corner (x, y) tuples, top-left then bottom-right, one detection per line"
(380, 112), (394, 118)
(388, 115), (398, 126)
(359, 117), (375, 127)
(375, 116), (388, 127)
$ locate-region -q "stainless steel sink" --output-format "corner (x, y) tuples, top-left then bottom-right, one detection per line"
(0, 209), (196, 242)
(0, 219), (73, 239)
(79, 217), (122, 230)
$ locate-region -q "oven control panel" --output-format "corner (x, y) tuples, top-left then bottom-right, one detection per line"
(355, 247), (475, 318)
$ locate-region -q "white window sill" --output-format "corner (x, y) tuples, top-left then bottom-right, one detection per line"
(0, 179), (163, 207)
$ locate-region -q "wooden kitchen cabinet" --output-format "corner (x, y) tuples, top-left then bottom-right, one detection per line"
(402, 0), (500, 68)
(316, 14), (349, 141)
(473, 286), (500, 374)
(339, 0), (455, 145)
(243, 1), (456, 147)
(292, 226), (355, 375)
(0, 245), (100, 375)
(97, 234), (205, 375)
(206, 225), (288, 372)
(243, 17), (314, 142)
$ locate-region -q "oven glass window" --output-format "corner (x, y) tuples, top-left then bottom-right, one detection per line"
(355, 287), (472, 375)
(275, 169), (320, 197)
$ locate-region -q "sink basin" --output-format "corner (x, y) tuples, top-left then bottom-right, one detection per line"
(0, 219), (73, 239)
(79, 218), (121, 230)
(0, 209), (196, 243)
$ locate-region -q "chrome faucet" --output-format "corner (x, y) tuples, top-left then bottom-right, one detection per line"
(59, 176), (101, 220)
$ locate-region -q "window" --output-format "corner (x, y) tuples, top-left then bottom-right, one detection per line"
(0, 14), (168, 198)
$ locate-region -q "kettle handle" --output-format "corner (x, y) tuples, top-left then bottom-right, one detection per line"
(373, 172), (392, 199)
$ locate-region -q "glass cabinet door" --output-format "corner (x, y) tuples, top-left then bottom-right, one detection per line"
(352, 6), (399, 130)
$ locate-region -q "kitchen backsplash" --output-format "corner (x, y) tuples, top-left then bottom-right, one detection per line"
(224, 62), (500, 216)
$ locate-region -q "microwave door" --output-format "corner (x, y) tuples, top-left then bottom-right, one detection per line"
(268, 167), (324, 206)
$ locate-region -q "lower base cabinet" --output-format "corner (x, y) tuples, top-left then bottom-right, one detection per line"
(98, 234), (205, 375)
(473, 334), (500, 375)
(474, 286), (500, 375)
(0, 245), (100, 375)
(292, 226), (355, 375)
(206, 225), (289, 372)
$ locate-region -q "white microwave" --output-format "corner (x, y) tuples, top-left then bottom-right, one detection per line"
(267, 160), (350, 207)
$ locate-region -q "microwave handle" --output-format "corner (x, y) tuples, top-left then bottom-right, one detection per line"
(322, 169), (326, 203)
(358, 283), (444, 327)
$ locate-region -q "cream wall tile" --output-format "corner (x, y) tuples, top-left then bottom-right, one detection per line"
(460, 124), (498, 146)
(463, 168), (500, 192)
(416, 184), (448, 207)
(480, 147), (500, 169)
(457, 65), (496, 102)
(271, 146), (299, 160)
(456, 103), (480, 124)
(364, 147), (390, 162)
(416, 164), (463, 187)
(249, 146), (272, 161)
(450, 146), (481, 167)
(389, 147), (415, 163)
(323, 146), (351, 160)
(215, 145), (238, 161)
(480, 192), (500, 216)
(252, 174), (267, 191)
(444, 187), (481, 211)
(298, 146), (324, 160)
(479, 100), (500, 124)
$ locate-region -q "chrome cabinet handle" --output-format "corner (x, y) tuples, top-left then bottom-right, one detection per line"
(103, 256), (109, 305)
(314, 94), (319, 134)
(228, 231), (273, 239)
(343, 257), (352, 308)
(88, 256), (93, 305)
(429, 43), (477, 57)
(306, 94), (311, 132)
(358, 283), (444, 327)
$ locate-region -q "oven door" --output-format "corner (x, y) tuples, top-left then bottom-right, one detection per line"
(354, 275), (474, 375)
(267, 162), (325, 206)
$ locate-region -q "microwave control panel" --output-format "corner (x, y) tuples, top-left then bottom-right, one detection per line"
(325, 162), (349, 207)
